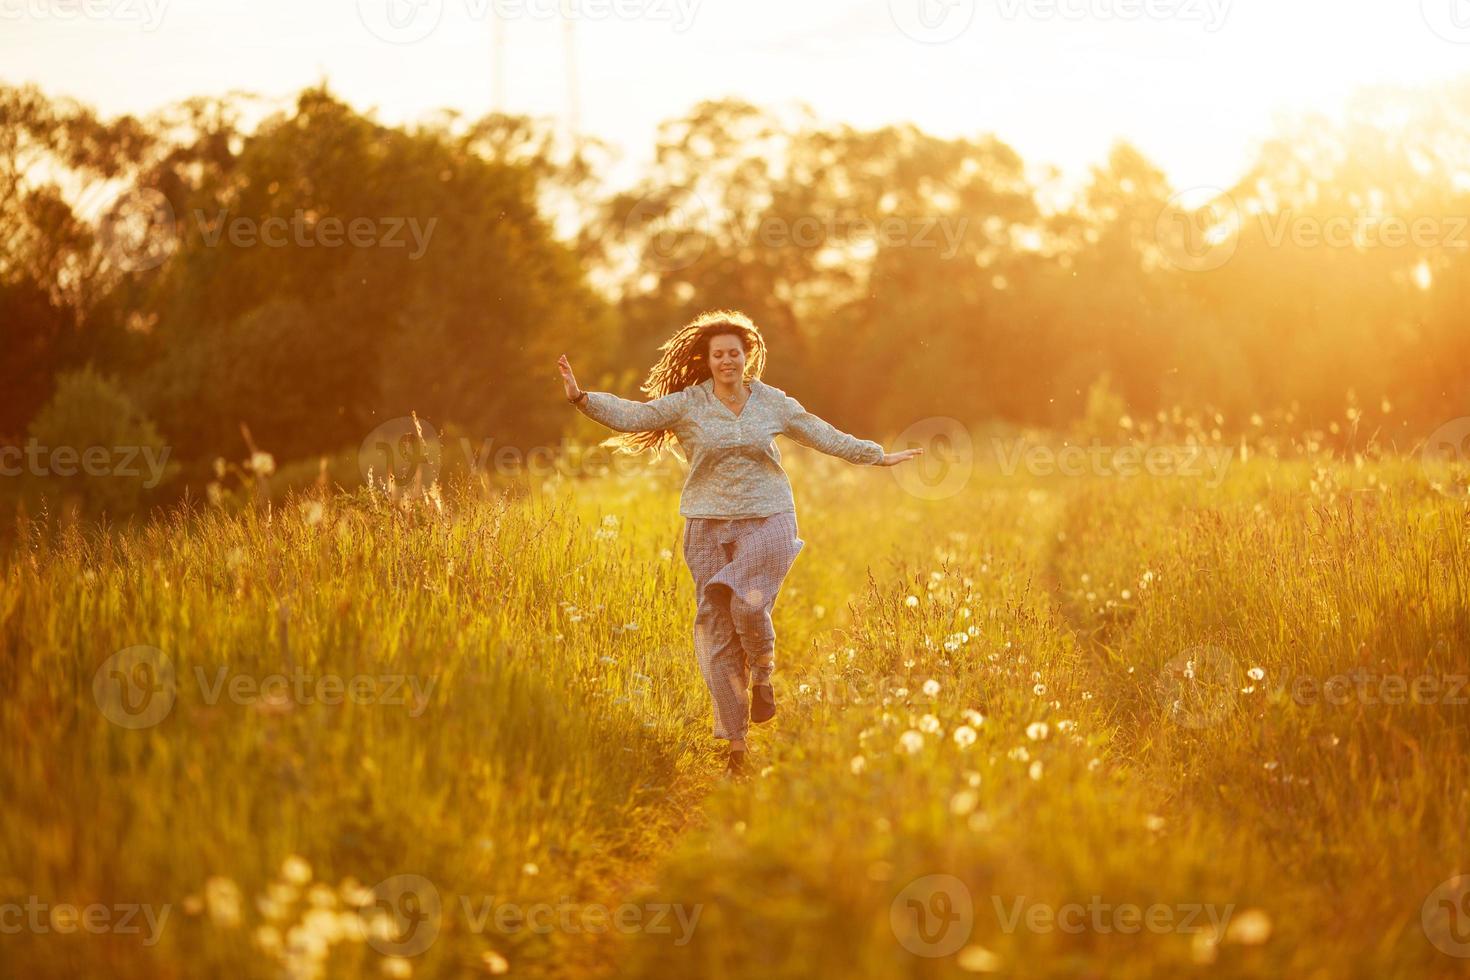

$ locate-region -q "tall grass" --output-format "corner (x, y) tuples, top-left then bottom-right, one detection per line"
(1, 444), (1466, 978)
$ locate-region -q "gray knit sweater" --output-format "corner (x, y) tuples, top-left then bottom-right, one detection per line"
(576, 376), (885, 518)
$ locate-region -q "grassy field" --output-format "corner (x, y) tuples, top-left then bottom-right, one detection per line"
(2, 434), (1467, 978)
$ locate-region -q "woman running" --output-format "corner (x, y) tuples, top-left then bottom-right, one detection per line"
(557, 310), (922, 774)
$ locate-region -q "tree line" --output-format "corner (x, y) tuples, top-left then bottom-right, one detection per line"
(2, 78), (1467, 516)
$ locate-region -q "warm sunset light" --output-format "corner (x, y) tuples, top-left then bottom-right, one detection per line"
(3, 2), (1469, 978)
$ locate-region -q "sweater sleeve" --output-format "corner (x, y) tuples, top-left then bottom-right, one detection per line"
(779, 393), (885, 465)
(576, 387), (690, 433)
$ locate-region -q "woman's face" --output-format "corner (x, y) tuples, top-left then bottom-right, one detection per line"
(708, 333), (746, 383)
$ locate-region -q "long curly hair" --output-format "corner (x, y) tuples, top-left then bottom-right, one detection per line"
(599, 309), (768, 458)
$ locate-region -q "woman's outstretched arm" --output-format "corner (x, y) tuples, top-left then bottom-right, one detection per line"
(558, 353), (690, 433)
(777, 389), (924, 467)
(778, 392), (886, 465)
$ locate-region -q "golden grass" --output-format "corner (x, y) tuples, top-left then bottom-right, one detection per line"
(1, 444), (1466, 978)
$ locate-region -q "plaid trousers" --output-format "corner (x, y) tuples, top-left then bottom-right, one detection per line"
(681, 510), (805, 741)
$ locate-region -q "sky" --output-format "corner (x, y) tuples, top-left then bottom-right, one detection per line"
(4, 0), (1470, 196)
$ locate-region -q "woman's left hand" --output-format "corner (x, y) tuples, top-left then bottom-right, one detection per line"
(875, 448), (924, 466)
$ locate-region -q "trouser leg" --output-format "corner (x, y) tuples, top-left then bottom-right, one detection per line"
(724, 512), (803, 690)
(684, 520), (749, 741)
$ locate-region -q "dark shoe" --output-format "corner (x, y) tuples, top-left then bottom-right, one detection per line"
(751, 683), (776, 724)
(725, 749), (747, 775)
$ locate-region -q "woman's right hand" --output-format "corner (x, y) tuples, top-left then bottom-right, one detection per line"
(557, 354), (582, 401)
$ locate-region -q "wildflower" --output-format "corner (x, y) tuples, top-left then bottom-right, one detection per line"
(1007, 746), (1030, 762)
(962, 709), (985, 727)
(850, 755), (867, 774)
(281, 855), (312, 885)
(953, 725), (977, 749)
(957, 944), (1003, 972)
(381, 957), (412, 978)
(1028, 760), (1044, 781)
(1144, 814), (1166, 832)
(1025, 722), (1049, 741)
(1032, 683), (1047, 697)
(522, 862), (539, 876)
(904, 595), (919, 608)
(919, 714), (942, 734)
(1225, 908), (1272, 945)
(922, 678), (941, 697)
(1056, 720), (1075, 733)
(254, 924), (283, 954)
(204, 876), (242, 928)
(1247, 666), (1265, 681)
(898, 730), (925, 754)
(248, 451), (276, 477)
(482, 950), (510, 974)
(950, 790), (979, 815)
